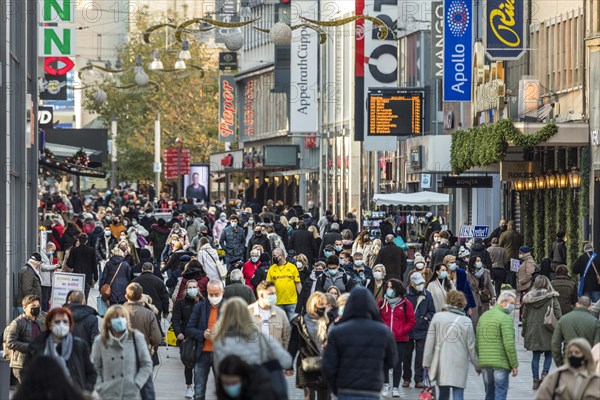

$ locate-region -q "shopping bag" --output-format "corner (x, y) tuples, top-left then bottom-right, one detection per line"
(420, 369), (436, 400)
(166, 326), (178, 347)
(96, 296), (109, 317)
(394, 235), (409, 251)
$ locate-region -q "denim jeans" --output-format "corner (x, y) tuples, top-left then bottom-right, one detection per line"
(531, 350), (552, 380)
(193, 352), (213, 400)
(278, 304), (297, 321)
(438, 386), (465, 400)
(583, 290), (600, 303)
(482, 368), (510, 400)
(337, 395), (379, 400)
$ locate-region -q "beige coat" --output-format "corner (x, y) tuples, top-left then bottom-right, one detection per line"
(517, 254), (536, 292)
(535, 365), (600, 400)
(123, 301), (162, 348)
(248, 302), (291, 348)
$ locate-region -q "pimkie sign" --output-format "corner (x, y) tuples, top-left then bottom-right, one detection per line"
(38, 0), (76, 57)
(485, 0), (525, 60)
(219, 75), (236, 143)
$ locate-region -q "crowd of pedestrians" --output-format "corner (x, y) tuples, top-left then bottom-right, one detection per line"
(3, 188), (600, 400)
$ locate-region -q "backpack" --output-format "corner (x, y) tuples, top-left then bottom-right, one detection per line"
(250, 265), (268, 289)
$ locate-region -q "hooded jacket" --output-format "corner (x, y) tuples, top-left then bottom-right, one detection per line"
(517, 253), (537, 292)
(64, 303), (99, 348)
(341, 217), (359, 238)
(149, 223), (171, 261)
(470, 241), (493, 269)
(522, 288), (562, 351)
(405, 286), (436, 340)
(378, 297), (417, 342)
(289, 228), (318, 263)
(323, 287), (397, 396)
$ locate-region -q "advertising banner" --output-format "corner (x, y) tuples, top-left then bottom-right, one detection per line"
(290, 0), (319, 134)
(356, 0), (399, 151)
(443, 0), (473, 102)
(219, 75), (236, 142)
(431, 2), (444, 79)
(485, 0), (525, 60)
(183, 165), (210, 205)
(51, 272), (85, 309)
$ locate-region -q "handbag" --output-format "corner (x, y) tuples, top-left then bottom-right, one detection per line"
(419, 369), (436, 400)
(258, 333), (288, 400)
(132, 330), (156, 400)
(544, 301), (558, 331)
(480, 288), (492, 303)
(206, 250), (227, 279)
(179, 337), (197, 369)
(301, 356), (322, 373)
(100, 262), (123, 302)
(96, 296), (109, 317)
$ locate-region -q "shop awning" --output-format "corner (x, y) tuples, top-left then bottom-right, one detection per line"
(373, 191), (450, 206)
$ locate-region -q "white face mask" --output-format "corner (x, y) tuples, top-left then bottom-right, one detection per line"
(265, 294), (277, 307)
(415, 283), (425, 292)
(208, 295), (223, 306)
(415, 263), (425, 270)
(373, 271), (383, 280)
(51, 322), (70, 338)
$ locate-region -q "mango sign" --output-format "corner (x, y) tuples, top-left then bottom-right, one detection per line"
(50, 272), (85, 309)
(38, 0), (75, 57)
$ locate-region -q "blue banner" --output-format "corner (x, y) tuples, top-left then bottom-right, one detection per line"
(443, 0), (473, 102)
(485, 0), (525, 60)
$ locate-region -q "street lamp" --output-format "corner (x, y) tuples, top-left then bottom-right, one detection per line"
(525, 178), (535, 191)
(178, 40), (192, 60)
(149, 50), (164, 70)
(546, 172), (557, 189)
(535, 174), (546, 190)
(558, 171), (568, 188)
(568, 168), (581, 188)
(513, 180), (525, 191)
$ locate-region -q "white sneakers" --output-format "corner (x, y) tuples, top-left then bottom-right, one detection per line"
(185, 386), (194, 399)
(392, 387), (400, 397)
(381, 383), (390, 397)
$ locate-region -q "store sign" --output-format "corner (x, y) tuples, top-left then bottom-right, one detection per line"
(485, 0), (525, 60)
(431, 1), (444, 78)
(219, 75), (236, 142)
(38, 106), (54, 129)
(44, 56), (75, 75)
(356, 0), (399, 150)
(219, 52), (238, 71)
(290, 0), (318, 134)
(38, 0), (75, 57)
(442, 176), (493, 188)
(460, 225), (490, 238)
(443, 0), (473, 102)
(472, 42), (506, 119)
(238, 79), (256, 141)
(39, 73), (67, 100)
(421, 174), (432, 189)
(500, 161), (541, 181)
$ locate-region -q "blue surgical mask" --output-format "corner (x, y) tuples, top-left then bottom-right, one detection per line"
(338, 305), (345, 316)
(220, 217), (226, 222)
(504, 304), (515, 314)
(475, 261), (483, 269)
(223, 382), (242, 398)
(328, 269), (338, 276)
(385, 289), (395, 298)
(251, 257), (259, 263)
(440, 271), (448, 280)
(187, 288), (199, 298)
(47, 250), (55, 256)
(231, 222), (238, 228)
(111, 317), (127, 333)
(449, 263), (457, 271)
(324, 251), (333, 258)
(334, 245), (343, 252)
(354, 260), (364, 267)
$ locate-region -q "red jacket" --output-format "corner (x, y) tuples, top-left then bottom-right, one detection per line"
(242, 260), (260, 288)
(378, 297), (416, 342)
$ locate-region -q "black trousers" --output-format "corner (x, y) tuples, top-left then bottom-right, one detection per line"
(41, 286), (52, 311)
(403, 338), (426, 383)
(491, 268), (506, 297)
(384, 342), (407, 387)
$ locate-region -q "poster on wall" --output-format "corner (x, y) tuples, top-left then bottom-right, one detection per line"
(51, 272), (85, 309)
(443, 0), (473, 102)
(183, 164), (210, 205)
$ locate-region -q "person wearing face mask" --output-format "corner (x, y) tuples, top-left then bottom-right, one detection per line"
(444, 254), (477, 314)
(219, 215), (246, 270)
(109, 216), (127, 240)
(537, 338), (600, 400)
(119, 237), (140, 266)
(430, 237), (452, 269)
(322, 244), (336, 260)
(242, 249), (261, 289)
(213, 212), (229, 242)
(216, 355), (278, 400)
(466, 256), (496, 331)
(266, 249), (302, 321)
(27, 307), (97, 393)
(517, 246), (537, 320)
(287, 292), (331, 400)
(4, 295), (46, 382)
(475, 291), (519, 400)
(172, 279), (202, 399)
(367, 264), (387, 301)
(169, 222), (190, 250)
(39, 244), (61, 311)
(16, 253), (44, 312)
(248, 281), (291, 347)
(402, 273), (435, 389)
(95, 226), (117, 277)
(426, 264), (456, 312)
(405, 253), (433, 287)
(319, 222), (343, 258)
(247, 226), (272, 259)
(344, 251), (374, 287)
(126, 217), (149, 253)
(378, 278), (416, 397)
(191, 224), (215, 252)
(316, 255), (356, 295)
(91, 305), (153, 400)
(296, 261), (326, 315)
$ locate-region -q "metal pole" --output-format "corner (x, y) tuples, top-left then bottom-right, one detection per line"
(177, 143), (182, 199)
(111, 116), (117, 188)
(154, 112), (161, 195)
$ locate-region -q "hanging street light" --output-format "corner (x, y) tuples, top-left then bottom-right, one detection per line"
(178, 40), (192, 60)
(568, 168), (581, 188)
(149, 50), (164, 70)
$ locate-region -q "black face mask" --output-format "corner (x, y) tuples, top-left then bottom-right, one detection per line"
(255, 231), (262, 236)
(501, 225), (507, 231)
(272, 256), (279, 264)
(568, 356), (585, 368)
(30, 307), (41, 317)
(201, 231), (208, 236)
(316, 307), (326, 317)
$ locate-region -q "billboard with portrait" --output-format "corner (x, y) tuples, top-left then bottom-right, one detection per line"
(183, 164), (210, 205)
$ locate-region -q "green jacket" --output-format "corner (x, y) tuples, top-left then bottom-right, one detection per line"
(551, 307), (600, 366)
(476, 305), (518, 370)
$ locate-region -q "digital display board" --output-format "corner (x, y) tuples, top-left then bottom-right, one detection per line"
(368, 89), (424, 136)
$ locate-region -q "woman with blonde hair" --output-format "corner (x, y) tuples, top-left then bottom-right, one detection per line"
(287, 292), (330, 400)
(308, 225), (322, 257)
(366, 238), (382, 268)
(91, 305), (153, 400)
(212, 298), (292, 373)
(536, 338), (600, 400)
(367, 264), (387, 302)
(352, 230), (373, 258)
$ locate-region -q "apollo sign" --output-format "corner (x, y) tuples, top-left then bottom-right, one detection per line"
(38, 0), (76, 57)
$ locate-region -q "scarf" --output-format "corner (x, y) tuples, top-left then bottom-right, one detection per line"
(44, 332), (73, 378)
(474, 267), (485, 279)
(385, 296), (402, 307)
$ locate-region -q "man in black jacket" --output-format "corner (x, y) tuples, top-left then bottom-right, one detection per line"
(319, 223), (343, 258)
(247, 226), (272, 258)
(374, 235), (408, 280)
(65, 290), (99, 349)
(430, 238), (452, 268)
(66, 233), (97, 301)
(289, 221), (317, 264)
(223, 269), (256, 304)
(323, 287), (397, 398)
(132, 262), (170, 318)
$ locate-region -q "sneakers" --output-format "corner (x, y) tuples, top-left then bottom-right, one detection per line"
(185, 386), (194, 399)
(381, 384), (390, 397)
(533, 379), (540, 390)
(392, 387), (400, 398)
(402, 380), (410, 388)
